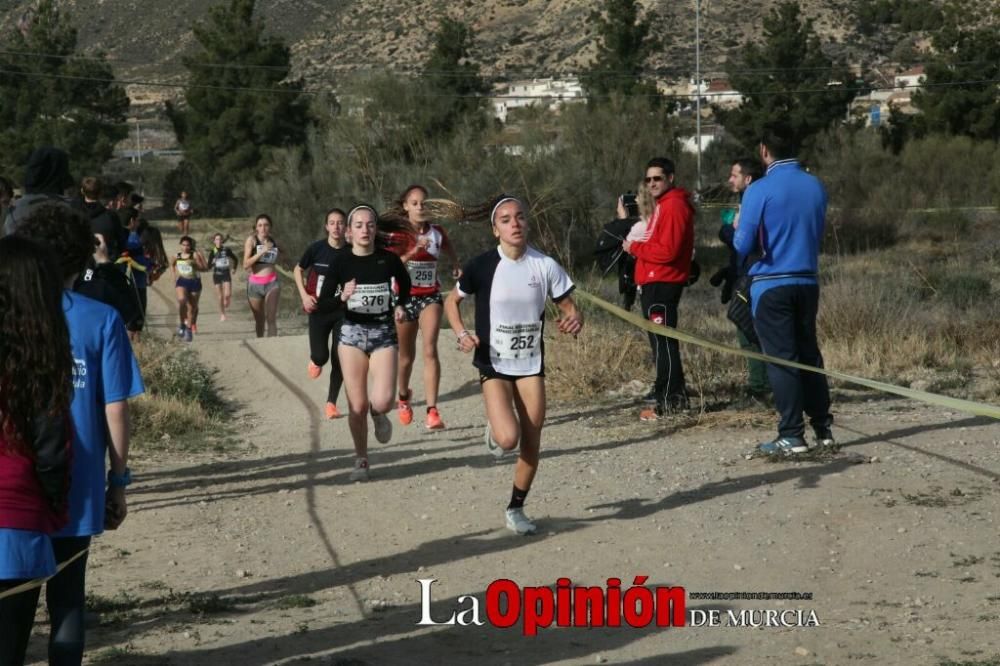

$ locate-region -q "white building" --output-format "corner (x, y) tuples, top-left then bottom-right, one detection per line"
(679, 133), (717, 155)
(894, 65), (925, 90)
(492, 77), (585, 123)
(705, 79), (743, 107)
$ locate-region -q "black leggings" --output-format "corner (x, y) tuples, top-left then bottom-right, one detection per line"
(46, 536), (91, 666)
(308, 310), (345, 403)
(0, 579), (42, 665)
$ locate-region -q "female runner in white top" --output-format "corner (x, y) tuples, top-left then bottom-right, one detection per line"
(444, 197), (583, 535)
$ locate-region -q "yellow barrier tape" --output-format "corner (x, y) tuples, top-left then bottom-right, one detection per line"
(0, 546), (89, 600)
(575, 289), (1000, 420)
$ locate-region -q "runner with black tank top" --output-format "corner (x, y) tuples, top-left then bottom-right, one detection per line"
(444, 196), (583, 535)
(294, 208), (349, 420)
(208, 233), (239, 321)
(171, 235), (208, 342)
(323, 205), (411, 481)
(243, 214), (281, 338)
(386, 184), (462, 430)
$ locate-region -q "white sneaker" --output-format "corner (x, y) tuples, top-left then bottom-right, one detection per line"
(484, 423), (512, 459)
(505, 507), (537, 535)
(349, 458), (370, 482)
(372, 410), (392, 444)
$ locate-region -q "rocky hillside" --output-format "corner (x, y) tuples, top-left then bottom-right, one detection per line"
(0, 0), (935, 93)
(4, 0), (997, 128)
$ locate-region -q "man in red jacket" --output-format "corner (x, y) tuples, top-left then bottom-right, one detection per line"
(623, 157), (695, 420)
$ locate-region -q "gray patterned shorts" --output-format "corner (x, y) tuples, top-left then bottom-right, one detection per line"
(401, 292), (443, 322)
(339, 321), (398, 355)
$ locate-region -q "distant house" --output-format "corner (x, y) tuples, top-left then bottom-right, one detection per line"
(687, 77), (709, 97)
(894, 65), (925, 90)
(679, 129), (721, 155)
(492, 77), (585, 123)
(705, 79), (742, 107)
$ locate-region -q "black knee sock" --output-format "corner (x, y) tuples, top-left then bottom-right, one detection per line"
(508, 485), (529, 510)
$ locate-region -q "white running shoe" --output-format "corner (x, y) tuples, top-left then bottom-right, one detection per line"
(484, 423), (508, 459)
(505, 507), (537, 535)
(349, 458), (370, 482)
(372, 410), (392, 444)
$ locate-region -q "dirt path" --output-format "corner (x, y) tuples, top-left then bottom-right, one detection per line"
(27, 241), (1000, 665)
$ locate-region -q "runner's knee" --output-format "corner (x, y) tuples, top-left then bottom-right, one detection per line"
(492, 423), (520, 449)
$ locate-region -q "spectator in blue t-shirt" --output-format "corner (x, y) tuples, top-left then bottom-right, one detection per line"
(14, 203), (145, 665)
(734, 123), (834, 456)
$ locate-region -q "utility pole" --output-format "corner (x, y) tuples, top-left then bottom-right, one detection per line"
(695, 0), (702, 197)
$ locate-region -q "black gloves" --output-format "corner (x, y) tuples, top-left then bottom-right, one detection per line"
(710, 265), (736, 304)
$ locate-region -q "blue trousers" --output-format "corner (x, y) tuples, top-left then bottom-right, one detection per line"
(752, 284), (832, 438)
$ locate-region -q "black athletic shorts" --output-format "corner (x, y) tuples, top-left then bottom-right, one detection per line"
(478, 367), (545, 384)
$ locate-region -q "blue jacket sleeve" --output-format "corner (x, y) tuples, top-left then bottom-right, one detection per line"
(733, 185), (765, 262)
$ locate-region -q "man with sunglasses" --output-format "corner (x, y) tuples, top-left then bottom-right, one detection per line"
(733, 124), (834, 455)
(622, 157), (696, 420)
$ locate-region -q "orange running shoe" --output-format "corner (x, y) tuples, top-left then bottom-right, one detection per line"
(307, 361), (322, 379)
(325, 402), (341, 419)
(425, 406), (445, 430)
(190, 323), (198, 334)
(639, 404), (663, 421)
(398, 392), (413, 426)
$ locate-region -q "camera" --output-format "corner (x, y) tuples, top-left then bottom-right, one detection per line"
(621, 192), (639, 218)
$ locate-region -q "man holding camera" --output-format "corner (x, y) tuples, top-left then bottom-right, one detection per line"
(734, 125), (834, 455)
(623, 157), (695, 421)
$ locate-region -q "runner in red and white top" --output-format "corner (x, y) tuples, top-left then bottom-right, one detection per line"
(386, 184), (462, 430)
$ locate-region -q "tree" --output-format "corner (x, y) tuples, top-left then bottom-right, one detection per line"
(166, 0), (309, 207)
(716, 1), (855, 155)
(420, 18), (489, 138)
(355, 18), (488, 166)
(912, 9), (1000, 142)
(581, 0), (660, 100)
(0, 1), (129, 178)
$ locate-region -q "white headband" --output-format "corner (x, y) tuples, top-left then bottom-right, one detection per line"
(490, 197), (522, 225)
(347, 205), (377, 224)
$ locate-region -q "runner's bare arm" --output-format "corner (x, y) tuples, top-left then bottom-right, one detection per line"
(244, 236), (267, 268)
(105, 400), (130, 529)
(444, 288), (479, 352)
(555, 295), (584, 336)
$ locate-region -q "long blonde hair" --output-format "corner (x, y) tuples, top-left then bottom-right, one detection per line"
(637, 180), (655, 222)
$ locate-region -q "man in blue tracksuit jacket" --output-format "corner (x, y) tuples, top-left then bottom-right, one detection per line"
(734, 126), (834, 455)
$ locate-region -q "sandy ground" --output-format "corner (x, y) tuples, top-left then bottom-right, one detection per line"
(24, 242), (1000, 666)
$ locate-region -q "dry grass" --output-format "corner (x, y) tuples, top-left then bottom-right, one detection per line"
(130, 338), (235, 452)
